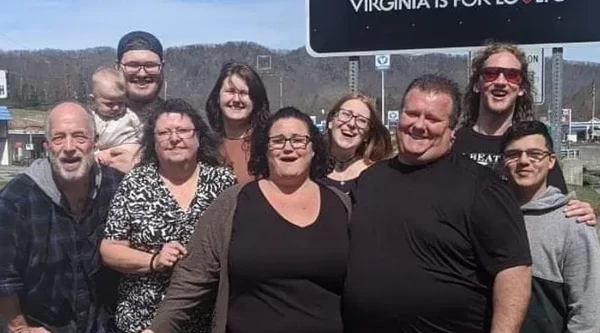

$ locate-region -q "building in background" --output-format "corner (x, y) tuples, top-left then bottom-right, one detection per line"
(0, 106), (11, 166)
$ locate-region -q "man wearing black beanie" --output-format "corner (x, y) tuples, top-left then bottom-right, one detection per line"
(116, 30), (164, 122)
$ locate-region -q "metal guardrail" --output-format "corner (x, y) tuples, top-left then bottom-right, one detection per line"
(560, 149), (580, 160)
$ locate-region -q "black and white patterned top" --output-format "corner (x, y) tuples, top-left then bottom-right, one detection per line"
(104, 162), (236, 333)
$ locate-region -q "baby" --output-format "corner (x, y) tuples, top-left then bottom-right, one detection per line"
(90, 67), (142, 173)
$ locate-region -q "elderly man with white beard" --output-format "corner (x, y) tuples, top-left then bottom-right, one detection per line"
(0, 101), (123, 333)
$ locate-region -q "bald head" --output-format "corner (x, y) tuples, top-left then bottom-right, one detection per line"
(46, 101), (96, 140)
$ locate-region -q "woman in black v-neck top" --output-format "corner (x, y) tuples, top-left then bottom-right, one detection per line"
(227, 181), (348, 333)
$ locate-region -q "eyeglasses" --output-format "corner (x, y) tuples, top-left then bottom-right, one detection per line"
(481, 67), (522, 85)
(120, 62), (163, 75)
(336, 108), (370, 129)
(503, 149), (553, 163)
(155, 128), (196, 142)
(268, 135), (311, 150)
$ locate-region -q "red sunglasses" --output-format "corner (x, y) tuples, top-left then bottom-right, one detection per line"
(481, 67), (522, 85)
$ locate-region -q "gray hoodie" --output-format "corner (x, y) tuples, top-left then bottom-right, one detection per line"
(520, 186), (600, 333)
(23, 158), (102, 210)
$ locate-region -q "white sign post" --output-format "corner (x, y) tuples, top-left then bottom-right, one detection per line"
(375, 55), (390, 71)
(0, 70), (7, 99)
(522, 47), (545, 105)
(375, 55), (391, 122)
(387, 110), (399, 129)
(468, 47), (545, 105)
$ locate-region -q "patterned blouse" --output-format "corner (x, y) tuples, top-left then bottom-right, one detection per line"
(104, 162), (236, 333)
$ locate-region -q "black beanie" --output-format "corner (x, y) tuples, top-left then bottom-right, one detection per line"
(117, 31), (163, 61)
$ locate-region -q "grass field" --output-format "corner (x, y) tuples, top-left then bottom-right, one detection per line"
(10, 108), (48, 119)
(9, 108), (47, 128)
(569, 185), (600, 215)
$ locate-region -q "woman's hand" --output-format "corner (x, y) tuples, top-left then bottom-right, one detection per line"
(152, 241), (188, 272)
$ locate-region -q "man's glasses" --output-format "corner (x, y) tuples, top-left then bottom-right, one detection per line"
(268, 135), (311, 150)
(503, 149), (552, 163)
(336, 108), (370, 129)
(120, 62), (163, 75)
(481, 67), (522, 85)
(155, 128), (196, 142)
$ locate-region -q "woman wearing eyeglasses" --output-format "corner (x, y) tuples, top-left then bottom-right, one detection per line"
(143, 107), (351, 333)
(205, 62), (271, 185)
(321, 93), (393, 194)
(100, 98), (236, 333)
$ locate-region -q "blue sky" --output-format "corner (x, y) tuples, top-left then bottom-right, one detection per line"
(1, 0), (599, 64)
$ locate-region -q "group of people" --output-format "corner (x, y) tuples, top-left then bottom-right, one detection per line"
(0, 30), (598, 333)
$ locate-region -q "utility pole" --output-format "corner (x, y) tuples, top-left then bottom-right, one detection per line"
(279, 74), (283, 109)
(592, 81), (596, 141)
(381, 70), (385, 122)
(348, 56), (360, 93)
(550, 48), (563, 159)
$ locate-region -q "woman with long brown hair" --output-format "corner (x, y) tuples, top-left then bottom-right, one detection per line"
(321, 93), (393, 193)
(204, 61), (270, 184)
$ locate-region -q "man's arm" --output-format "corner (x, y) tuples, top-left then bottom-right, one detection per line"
(469, 181), (533, 333)
(547, 162), (568, 194)
(490, 266), (532, 333)
(0, 202), (48, 333)
(563, 225), (600, 333)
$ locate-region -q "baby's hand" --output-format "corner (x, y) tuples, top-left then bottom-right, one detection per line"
(95, 150), (112, 165)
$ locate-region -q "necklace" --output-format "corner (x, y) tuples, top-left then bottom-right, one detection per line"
(332, 154), (357, 171)
(224, 128), (251, 140)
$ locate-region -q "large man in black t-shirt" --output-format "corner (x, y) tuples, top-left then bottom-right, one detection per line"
(343, 75), (532, 333)
(453, 42), (596, 225)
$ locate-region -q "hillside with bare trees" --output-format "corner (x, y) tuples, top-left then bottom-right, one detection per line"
(1, 42), (599, 120)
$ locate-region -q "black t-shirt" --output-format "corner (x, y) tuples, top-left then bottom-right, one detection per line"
(318, 176), (358, 195)
(342, 153), (532, 333)
(453, 127), (568, 194)
(227, 181), (349, 333)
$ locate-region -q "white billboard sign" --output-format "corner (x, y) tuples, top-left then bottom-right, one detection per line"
(0, 70), (7, 99)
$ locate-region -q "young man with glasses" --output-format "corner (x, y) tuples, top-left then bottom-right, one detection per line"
(116, 30), (164, 122)
(98, 31), (164, 172)
(501, 121), (600, 333)
(454, 42), (596, 225)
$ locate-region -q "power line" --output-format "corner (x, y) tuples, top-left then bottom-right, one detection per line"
(0, 32), (31, 50)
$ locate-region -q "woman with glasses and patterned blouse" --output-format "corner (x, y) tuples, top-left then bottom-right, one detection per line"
(142, 107), (351, 333)
(99, 98), (236, 333)
(320, 93), (393, 194)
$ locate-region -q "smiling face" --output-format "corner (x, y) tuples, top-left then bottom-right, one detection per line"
(475, 51), (525, 117)
(396, 88), (455, 165)
(267, 118), (314, 180)
(154, 113), (199, 165)
(503, 134), (555, 192)
(329, 98), (371, 154)
(47, 103), (96, 183)
(219, 74), (254, 125)
(119, 50), (163, 103)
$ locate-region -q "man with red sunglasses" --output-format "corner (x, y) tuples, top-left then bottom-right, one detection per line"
(454, 42), (596, 225)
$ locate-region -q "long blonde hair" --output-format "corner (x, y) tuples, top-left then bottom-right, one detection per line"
(461, 42), (535, 128)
